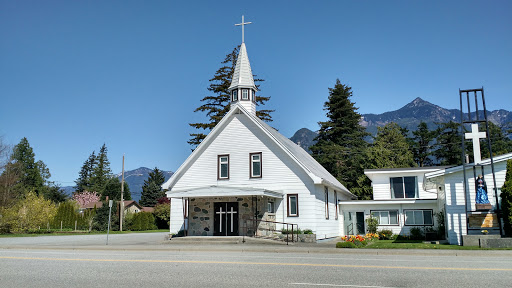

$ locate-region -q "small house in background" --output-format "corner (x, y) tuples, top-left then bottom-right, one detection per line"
(121, 200), (143, 214)
(340, 167), (443, 237)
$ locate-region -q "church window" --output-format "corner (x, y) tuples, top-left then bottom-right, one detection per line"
(242, 89), (249, 100)
(287, 194), (298, 217)
(267, 199), (275, 213)
(404, 209), (433, 226)
(390, 176), (418, 198)
(218, 155), (229, 179)
(324, 187), (329, 219)
(250, 152), (262, 178)
(334, 191), (338, 220)
(232, 90), (238, 101)
(252, 90), (256, 102)
(371, 210), (399, 225)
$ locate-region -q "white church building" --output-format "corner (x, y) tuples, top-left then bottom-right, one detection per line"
(163, 38), (356, 239)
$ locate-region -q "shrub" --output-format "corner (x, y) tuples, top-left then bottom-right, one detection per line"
(0, 192), (57, 233)
(365, 216), (378, 234)
(127, 212), (156, 231)
(409, 227), (424, 240)
(378, 229), (393, 240)
(303, 229), (314, 234)
(281, 228), (302, 234)
(501, 159), (512, 236)
(154, 203), (170, 229)
(336, 241), (356, 248)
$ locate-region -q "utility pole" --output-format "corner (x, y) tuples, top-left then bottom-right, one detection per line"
(120, 154), (125, 231)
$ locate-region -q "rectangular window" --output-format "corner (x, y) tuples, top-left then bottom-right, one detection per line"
(250, 152), (262, 178)
(252, 90), (256, 102)
(334, 191), (338, 220)
(267, 200), (275, 213)
(287, 194), (298, 217)
(218, 155), (229, 180)
(242, 89), (249, 100)
(404, 209), (433, 226)
(232, 90), (238, 101)
(371, 210), (399, 225)
(324, 187), (329, 219)
(391, 176), (418, 198)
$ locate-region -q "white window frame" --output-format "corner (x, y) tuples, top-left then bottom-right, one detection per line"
(287, 194), (298, 217)
(218, 155), (229, 180)
(242, 89), (249, 100)
(334, 191), (338, 220)
(371, 210), (399, 225)
(267, 199), (275, 213)
(232, 90), (238, 101)
(404, 209), (433, 226)
(390, 176), (418, 199)
(250, 152), (262, 178)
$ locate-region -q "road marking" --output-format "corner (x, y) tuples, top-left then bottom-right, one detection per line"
(1, 256), (511, 271)
(290, 283), (396, 288)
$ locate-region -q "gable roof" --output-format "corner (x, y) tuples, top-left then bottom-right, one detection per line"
(163, 103), (355, 199)
(425, 152), (512, 179)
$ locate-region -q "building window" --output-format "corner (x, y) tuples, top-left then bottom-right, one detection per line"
(334, 191), (338, 220)
(232, 90), (238, 101)
(218, 155), (229, 179)
(287, 194), (298, 217)
(242, 89), (249, 100)
(371, 210), (399, 225)
(267, 199), (275, 213)
(252, 90), (256, 102)
(324, 187), (329, 219)
(391, 176), (418, 198)
(250, 152), (262, 178)
(404, 210), (433, 226)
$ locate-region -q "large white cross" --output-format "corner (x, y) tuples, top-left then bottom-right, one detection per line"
(235, 15), (252, 43)
(216, 207), (226, 232)
(226, 206), (238, 233)
(465, 123), (486, 164)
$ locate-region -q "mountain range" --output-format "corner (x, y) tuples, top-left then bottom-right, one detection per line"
(62, 167), (174, 202)
(290, 97), (512, 151)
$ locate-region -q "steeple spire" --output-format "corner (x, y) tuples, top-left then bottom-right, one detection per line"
(229, 16), (257, 115)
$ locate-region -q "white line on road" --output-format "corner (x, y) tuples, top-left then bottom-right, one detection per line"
(290, 283), (397, 288)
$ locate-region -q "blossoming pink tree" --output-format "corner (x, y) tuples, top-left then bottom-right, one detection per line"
(72, 191), (100, 207)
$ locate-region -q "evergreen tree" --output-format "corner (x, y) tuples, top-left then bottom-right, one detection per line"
(366, 123), (417, 169)
(102, 177), (131, 201)
(481, 122), (512, 158)
(140, 167), (166, 207)
(501, 159), (512, 236)
(310, 79), (370, 199)
(75, 151), (96, 192)
(411, 122), (436, 167)
(11, 137), (45, 194)
(188, 46), (273, 147)
(433, 121), (464, 166)
(92, 144), (111, 194)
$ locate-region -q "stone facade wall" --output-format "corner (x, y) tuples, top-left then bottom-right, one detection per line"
(187, 196), (276, 236)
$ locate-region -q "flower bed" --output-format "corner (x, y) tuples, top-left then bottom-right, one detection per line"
(337, 233), (378, 248)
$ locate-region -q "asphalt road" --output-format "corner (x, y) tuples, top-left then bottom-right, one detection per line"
(1, 233), (511, 288)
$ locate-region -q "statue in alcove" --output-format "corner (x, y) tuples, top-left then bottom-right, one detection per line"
(476, 175), (490, 204)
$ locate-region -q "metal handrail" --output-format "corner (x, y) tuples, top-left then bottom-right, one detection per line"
(347, 223), (353, 235)
(243, 218), (298, 245)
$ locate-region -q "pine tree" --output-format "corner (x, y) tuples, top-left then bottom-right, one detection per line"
(92, 144), (112, 194)
(11, 137), (45, 195)
(140, 167), (166, 207)
(481, 122), (512, 158)
(434, 121), (464, 166)
(366, 123), (416, 169)
(103, 177), (131, 201)
(501, 159), (512, 236)
(188, 46), (273, 147)
(75, 151), (96, 192)
(412, 122), (436, 167)
(310, 79), (370, 199)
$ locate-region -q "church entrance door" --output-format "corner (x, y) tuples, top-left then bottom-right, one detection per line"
(213, 202), (239, 236)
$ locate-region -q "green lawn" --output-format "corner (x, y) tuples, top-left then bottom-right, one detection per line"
(0, 229), (169, 238)
(363, 239), (512, 250)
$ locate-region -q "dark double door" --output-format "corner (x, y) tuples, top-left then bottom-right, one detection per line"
(213, 202), (239, 236)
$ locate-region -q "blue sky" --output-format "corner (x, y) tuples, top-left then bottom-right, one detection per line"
(1, 1), (511, 186)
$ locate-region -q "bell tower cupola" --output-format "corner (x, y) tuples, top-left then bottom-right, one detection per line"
(229, 16), (257, 115)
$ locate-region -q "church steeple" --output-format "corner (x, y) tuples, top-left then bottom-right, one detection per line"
(229, 16), (257, 115)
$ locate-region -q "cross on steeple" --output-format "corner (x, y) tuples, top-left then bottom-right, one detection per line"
(235, 15), (252, 43)
(465, 123), (487, 164)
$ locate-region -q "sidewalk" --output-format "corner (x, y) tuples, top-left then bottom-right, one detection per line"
(1, 232), (511, 257)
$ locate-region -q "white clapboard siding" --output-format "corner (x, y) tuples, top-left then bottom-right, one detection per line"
(369, 170), (439, 200)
